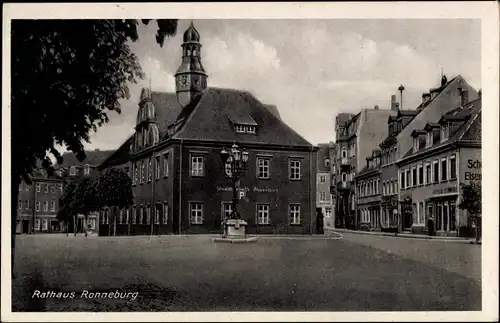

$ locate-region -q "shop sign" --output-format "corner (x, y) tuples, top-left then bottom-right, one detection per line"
(464, 159), (482, 181)
(216, 186), (279, 193)
(432, 186), (458, 195)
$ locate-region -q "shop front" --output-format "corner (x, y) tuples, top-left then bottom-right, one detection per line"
(425, 187), (459, 237)
(381, 195), (398, 230)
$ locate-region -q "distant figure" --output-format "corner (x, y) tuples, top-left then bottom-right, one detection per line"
(316, 209), (324, 234)
(427, 216), (435, 236)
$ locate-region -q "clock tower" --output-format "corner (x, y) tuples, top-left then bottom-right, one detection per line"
(175, 21), (208, 107)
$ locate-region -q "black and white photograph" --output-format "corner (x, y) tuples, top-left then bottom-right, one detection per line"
(2, 2), (498, 322)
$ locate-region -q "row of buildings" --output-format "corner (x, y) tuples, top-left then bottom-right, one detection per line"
(331, 75), (481, 237)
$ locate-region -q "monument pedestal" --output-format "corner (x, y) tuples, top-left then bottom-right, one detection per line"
(213, 219), (257, 243)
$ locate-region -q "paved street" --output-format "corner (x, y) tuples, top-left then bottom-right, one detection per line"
(12, 233), (481, 312)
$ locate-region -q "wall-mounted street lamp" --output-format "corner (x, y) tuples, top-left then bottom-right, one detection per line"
(220, 144), (249, 221)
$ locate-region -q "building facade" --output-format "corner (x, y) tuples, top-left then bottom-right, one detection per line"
(355, 149), (383, 231)
(333, 104), (396, 229)
(99, 22), (318, 236)
(16, 172), (65, 234)
(316, 143), (334, 227)
(378, 75), (479, 231)
(396, 98), (481, 237)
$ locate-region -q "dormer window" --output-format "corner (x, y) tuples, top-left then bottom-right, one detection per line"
(69, 166), (76, 176)
(441, 123), (449, 142)
(234, 124), (256, 134)
(426, 131), (433, 148)
(413, 137), (419, 152)
(324, 157), (330, 168)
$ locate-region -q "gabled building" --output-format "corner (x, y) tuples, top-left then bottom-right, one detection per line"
(378, 75), (479, 231)
(99, 22), (318, 236)
(333, 103), (396, 229)
(396, 97), (481, 237)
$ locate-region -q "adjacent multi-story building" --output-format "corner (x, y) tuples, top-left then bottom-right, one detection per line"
(355, 149), (383, 231)
(333, 104), (396, 229)
(396, 97), (481, 237)
(316, 143), (334, 227)
(15, 169), (65, 234)
(378, 75), (478, 232)
(99, 22), (318, 236)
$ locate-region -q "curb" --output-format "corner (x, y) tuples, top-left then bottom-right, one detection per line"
(325, 228), (476, 244)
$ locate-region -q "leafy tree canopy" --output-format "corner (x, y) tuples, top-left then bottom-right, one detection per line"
(11, 19), (178, 184)
(72, 176), (100, 216)
(458, 182), (482, 216)
(57, 180), (79, 222)
(98, 168), (134, 209)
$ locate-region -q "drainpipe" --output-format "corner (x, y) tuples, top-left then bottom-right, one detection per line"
(32, 179), (37, 234)
(178, 140), (184, 235)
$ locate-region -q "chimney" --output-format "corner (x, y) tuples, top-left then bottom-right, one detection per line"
(441, 75), (448, 87)
(374, 105), (379, 110)
(478, 89), (482, 98)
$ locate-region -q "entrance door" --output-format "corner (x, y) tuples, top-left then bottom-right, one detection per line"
(443, 202), (449, 232)
(22, 220), (29, 234)
(436, 203), (442, 231)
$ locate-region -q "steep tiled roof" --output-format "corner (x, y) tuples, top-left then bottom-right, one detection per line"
(171, 87), (312, 147)
(379, 76), (458, 147)
(60, 149), (114, 168)
(400, 98), (481, 160)
(150, 91), (183, 138)
(264, 104), (281, 120)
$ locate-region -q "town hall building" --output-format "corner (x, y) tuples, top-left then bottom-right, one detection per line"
(99, 22), (318, 235)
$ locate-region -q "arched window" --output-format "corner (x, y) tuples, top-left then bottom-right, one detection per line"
(192, 49), (197, 56)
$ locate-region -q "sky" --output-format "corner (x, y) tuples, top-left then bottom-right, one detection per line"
(82, 19), (481, 151)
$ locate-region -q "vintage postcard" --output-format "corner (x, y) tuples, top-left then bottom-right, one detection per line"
(2, 2), (498, 322)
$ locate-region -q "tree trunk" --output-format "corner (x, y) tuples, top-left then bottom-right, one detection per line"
(73, 215), (77, 236)
(107, 209), (111, 237)
(113, 207), (117, 236)
(66, 220), (69, 236)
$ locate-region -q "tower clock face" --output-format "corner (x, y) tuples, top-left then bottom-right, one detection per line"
(179, 75), (189, 87)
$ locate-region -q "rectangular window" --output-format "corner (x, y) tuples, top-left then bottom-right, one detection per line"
(191, 156), (205, 177)
(325, 208), (332, 218)
(320, 175), (326, 183)
(419, 202), (424, 226)
(257, 204), (270, 225)
(42, 219), (48, 231)
(134, 163), (139, 184)
(147, 158), (152, 182)
(50, 200), (56, 211)
(222, 202), (233, 220)
(412, 167), (417, 186)
(441, 124), (449, 142)
(320, 192), (326, 201)
(125, 209), (129, 224)
(36, 201), (40, 211)
(155, 157), (161, 180)
(290, 204), (301, 225)
(155, 206), (160, 224)
(58, 183), (63, 192)
(406, 169), (411, 188)
(433, 160), (439, 183)
(190, 203), (204, 224)
(35, 219), (41, 231)
(139, 206), (144, 224)
(163, 203), (168, 224)
(141, 161), (145, 183)
(146, 206), (151, 224)
(425, 163), (431, 185)
(246, 126), (256, 134)
(257, 158), (270, 179)
(132, 207), (136, 224)
(36, 183), (41, 192)
(44, 184), (48, 193)
(70, 166), (76, 176)
(51, 185), (55, 194)
(441, 158), (447, 181)
(84, 164), (90, 175)
(235, 125), (246, 133)
(400, 171), (405, 190)
(163, 154), (169, 177)
(43, 201), (48, 212)
(118, 210), (123, 224)
(289, 159), (301, 180)
(450, 155), (457, 180)
(418, 165), (424, 186)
